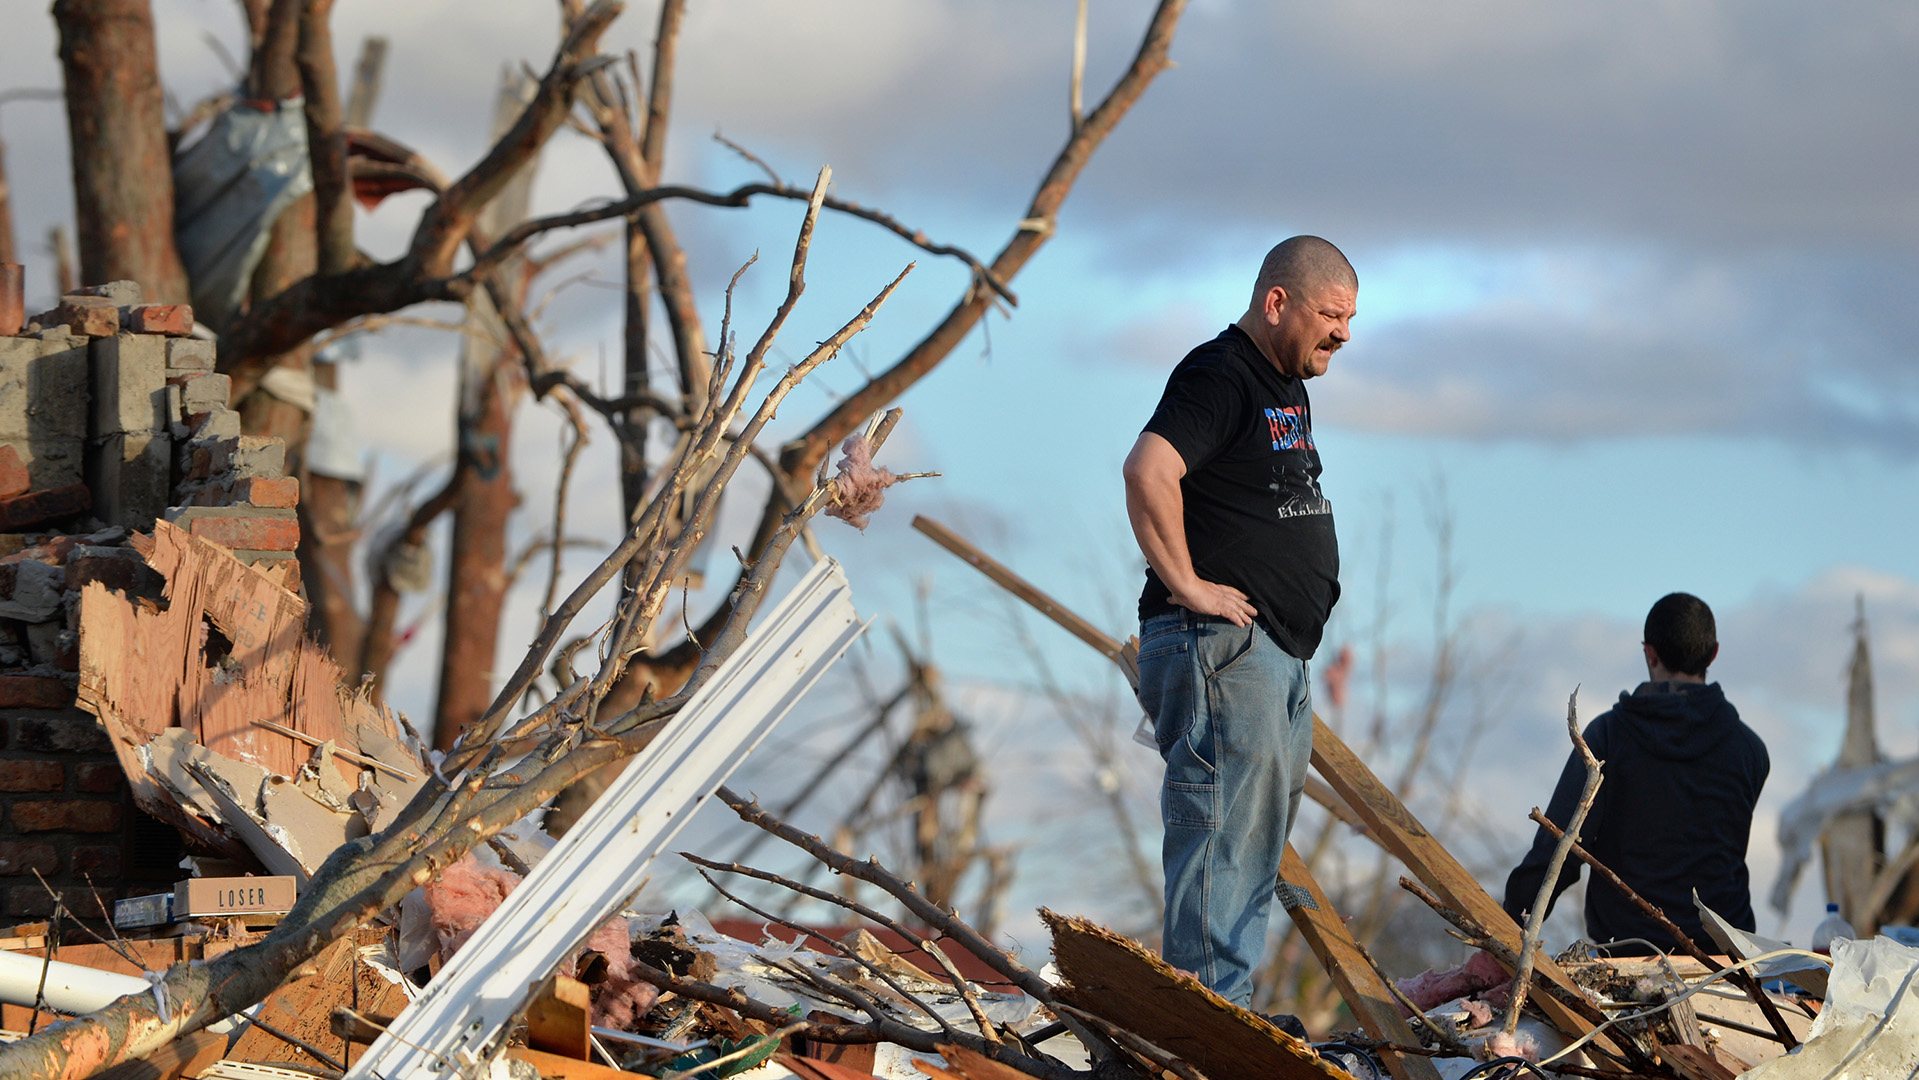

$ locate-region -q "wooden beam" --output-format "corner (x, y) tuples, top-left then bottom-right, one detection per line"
(1309, 717), (1622, 1062)
(526, 973), (593, 1061)
(1278, 846), (1441, 1080)
(913, 515), (1137, 684)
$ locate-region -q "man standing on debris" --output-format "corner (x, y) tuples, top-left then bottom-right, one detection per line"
(1123, 236), (1356, 1008)
(1503, 592), (1770, 954)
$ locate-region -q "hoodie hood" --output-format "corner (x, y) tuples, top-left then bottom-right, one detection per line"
(1609, 681), (1739, 762)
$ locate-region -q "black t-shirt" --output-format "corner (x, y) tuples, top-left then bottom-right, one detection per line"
(1137, 325), (1340, 659)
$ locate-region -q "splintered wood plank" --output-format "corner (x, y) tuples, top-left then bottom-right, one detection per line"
(1279, 846), (1441, 1080)
(89, 1029), (226, 1080)
(1309, 718), (1616, 1058)
(526, 973), (593, 1061)
(929, 1044), (1048, 1080)
(1042, 909), (1356, 1080)
(79, 520), (403, 822)
(1658, 1044), (1739, 1080)
(227, 927), (406, 1069)
(505, 1047), (650, 1079)
(781, 1056), (885, 1080)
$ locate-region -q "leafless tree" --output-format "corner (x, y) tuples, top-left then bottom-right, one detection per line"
(45, 0), (1188, 758)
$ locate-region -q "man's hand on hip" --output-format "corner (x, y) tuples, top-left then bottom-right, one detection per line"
(1170, 580), (1257, 628)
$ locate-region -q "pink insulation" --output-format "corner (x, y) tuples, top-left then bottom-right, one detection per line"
(423, 855), (521, 958)
(423, 857), (659, 1028)
(575, 916), (660, 1028)
(1394, 949), (1511, 1015)
(823, 435), (900, 530)
(1480, 1028), (1542, 1062)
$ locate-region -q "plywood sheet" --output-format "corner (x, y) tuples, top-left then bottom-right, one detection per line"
(76, 521), (404, 860)
(1043, 909), (1354, 1080)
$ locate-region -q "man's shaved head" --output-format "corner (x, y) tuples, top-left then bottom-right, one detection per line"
(1249, 236), (1357, 310)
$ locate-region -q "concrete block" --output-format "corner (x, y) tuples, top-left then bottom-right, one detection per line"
(231, 435), (285, 478)
(71, 281), (140, 306)
(170, 372), (231, 415)
(0, 337), (90, 443)
(89, 333), (168, 436)
(0, 438), (84, 491)
(0, 559), (67, 620)
(25, 620), (60, 666)
(165, 337), (216, 372)
(188, 410), (241, 443)
(124, 304), (193, 336)
(86, 431), (170, 529)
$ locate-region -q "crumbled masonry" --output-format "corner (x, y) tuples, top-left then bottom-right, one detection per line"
(0, 285), (1849, 1079)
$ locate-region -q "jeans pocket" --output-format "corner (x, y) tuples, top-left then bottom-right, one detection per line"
(1196, 620), (1258, 681)
(1137, 636), (1194, 754)
(1164, 734), (1219, 827)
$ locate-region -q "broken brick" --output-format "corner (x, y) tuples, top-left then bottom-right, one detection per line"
(179, 508), (299, 551)
(123, 304), (194, 336)
(0, 484), (91, 532)
(234, 476), (299, 508)
(66, 548), (163, 598)
(40, 296), (118, 337)
(0, 446), (27, 500)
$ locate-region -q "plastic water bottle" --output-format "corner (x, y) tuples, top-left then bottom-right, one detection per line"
(1812, 902), (1856, 955)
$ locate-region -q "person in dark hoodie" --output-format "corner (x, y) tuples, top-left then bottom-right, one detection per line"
(1502, 592), (1769, 955)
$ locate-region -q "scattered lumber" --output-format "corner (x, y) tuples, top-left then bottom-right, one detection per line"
(1043, 909), (1356, 1080)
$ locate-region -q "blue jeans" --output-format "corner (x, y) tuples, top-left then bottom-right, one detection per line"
(1136, 609), (1314, 1007)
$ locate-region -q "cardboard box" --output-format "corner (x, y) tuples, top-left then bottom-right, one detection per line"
(174, 876), (297, 918)
(113, 892), (174, 929)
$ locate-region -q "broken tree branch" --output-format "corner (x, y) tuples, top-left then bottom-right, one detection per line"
(217, 1), (621, 377)
(1503, 689), (1600, 1040)
(1526, 809), (1798, 1050)
(680, 852), (1000, 1044)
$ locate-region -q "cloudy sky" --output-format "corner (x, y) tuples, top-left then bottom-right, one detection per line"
(6, 1), (1919, 950)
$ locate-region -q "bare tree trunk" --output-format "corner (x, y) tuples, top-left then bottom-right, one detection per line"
(52, 0), (190, 302)
(0, 132), (16, 266)
(618, 221), (654, 516)
(431, 69), (539, 752)
(299, 358), (365, 667)
(48, 226), (76, 296)
(432, 348), (523, 751)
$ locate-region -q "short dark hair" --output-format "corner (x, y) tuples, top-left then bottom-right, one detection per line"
(1644, 593), (1717, 676)
(1250, 236), (1357, 309)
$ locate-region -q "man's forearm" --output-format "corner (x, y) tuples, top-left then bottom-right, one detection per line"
(1126, 470), (1197, 593)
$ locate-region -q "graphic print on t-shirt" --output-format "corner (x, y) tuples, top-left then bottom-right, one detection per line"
(1264, 406), (1314, 451)
(1266, 404), (1330, 521)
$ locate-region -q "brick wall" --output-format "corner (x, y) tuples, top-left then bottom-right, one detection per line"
(0, 703), (180, 920)
(0, 277), (300, 915)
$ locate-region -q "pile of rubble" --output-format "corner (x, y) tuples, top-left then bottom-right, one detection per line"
(0, 280), (1884, 1080)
